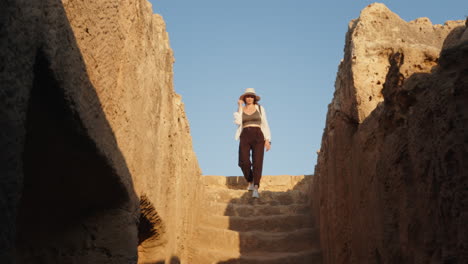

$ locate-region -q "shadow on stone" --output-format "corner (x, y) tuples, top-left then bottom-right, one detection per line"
(313, 22), (468, 263)
(143, 255), (180, 264)
(214, 176), (322, 264)
(0, 0), (163, 263)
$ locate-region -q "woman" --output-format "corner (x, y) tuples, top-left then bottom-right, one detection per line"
(234, 88), (271, 198)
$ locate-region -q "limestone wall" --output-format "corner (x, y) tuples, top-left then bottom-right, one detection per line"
(312, 3), (467, 263)
(0, 0), (201, 263)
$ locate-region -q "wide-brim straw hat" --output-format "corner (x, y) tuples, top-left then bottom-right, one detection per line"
(239, 88), (261, 101)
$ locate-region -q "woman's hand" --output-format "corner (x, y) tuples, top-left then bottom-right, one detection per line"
(265, 141), (271, 152)
(238, 99), (244, 107)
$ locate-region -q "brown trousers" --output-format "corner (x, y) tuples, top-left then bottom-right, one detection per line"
(238, 127), (265, 187)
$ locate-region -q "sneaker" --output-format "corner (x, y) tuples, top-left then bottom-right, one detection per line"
(252, 189), (260, 198)
(247, 182), (254, 191)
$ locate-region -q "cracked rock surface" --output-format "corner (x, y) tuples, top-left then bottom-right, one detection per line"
(312, 3), (467, 264)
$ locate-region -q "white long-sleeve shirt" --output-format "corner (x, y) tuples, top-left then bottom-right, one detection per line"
(233, 104), (271, 141)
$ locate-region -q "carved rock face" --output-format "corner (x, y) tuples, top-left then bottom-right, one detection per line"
(312, 3), (467, 264)
(1, 0), (200, 263)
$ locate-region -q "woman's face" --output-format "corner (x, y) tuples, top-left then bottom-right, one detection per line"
(245, 95), (255, 104)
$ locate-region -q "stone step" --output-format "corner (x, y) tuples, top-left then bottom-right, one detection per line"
(202, 175), (313, 192)
(190, 247), (322, 264)
(195, 226), (319, 254)
(204, 188), (308, 205)
(204, 201), (311, 217)
(201, 214), (315, 232)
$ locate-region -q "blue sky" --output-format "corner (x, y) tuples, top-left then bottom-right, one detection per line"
(149, 0), (466, 176)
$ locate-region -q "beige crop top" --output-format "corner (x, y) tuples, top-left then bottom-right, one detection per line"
(242, 110), (261, 126)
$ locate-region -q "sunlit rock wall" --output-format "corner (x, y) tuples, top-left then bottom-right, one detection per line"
(0, 0), (201, 263)
(312, 3), (467, 264)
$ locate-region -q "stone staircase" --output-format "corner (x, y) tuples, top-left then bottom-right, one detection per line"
(189, 175), (322, 264)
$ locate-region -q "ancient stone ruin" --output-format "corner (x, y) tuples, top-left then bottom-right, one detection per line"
(191, 175), (322, 263)
(312, 3), (468, 264)
(1, 0), (200, 263)
(1, 1), (467, 264)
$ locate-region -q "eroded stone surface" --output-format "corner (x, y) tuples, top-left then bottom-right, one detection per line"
(312, 3), (467, 264)
(0, 0), (200, 263)
(192, 175), (322, 264)
(333, 3), (463, 124)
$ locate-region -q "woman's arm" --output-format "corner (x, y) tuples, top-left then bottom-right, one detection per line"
(233, 100), (244, 125)
(237, 100), (244, 112)
(262, 106), (271, 151)
(260, 105), (271, 142)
